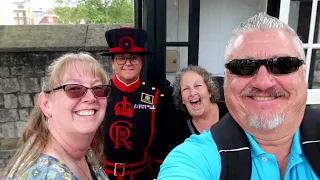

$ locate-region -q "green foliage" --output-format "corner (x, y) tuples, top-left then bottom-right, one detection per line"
(53, 0), (134, 24)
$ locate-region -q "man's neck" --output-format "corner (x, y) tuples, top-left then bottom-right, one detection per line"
(252, 124), (298, 179)
(257, 135), (293, 179)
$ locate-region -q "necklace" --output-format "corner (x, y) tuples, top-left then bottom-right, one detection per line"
(49, 134), (93, 180)
(74, 159), (92, 180)
(62, 147), (93, 180)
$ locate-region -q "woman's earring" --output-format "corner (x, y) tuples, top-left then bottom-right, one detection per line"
(46, 113), (51, 125)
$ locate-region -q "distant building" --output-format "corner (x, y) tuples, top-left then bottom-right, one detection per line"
(0, 0), (34, 25)
(13, 0), (34, 25)
(35, 8), (58, 24)
(32, 7), (44, 24)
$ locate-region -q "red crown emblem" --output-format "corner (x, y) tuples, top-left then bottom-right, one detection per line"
(114, 97), (134, 117)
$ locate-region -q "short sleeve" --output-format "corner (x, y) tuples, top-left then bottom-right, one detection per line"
(158, 131), (222, 180)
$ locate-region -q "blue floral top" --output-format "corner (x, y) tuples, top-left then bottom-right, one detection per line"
(6, 153), (108, 180)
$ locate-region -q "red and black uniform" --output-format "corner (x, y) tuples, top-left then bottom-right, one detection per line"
(103, 75), (164, 180)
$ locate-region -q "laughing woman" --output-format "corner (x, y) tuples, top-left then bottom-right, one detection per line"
(3, 52), (110, 180)
(172, 65), (228, 136)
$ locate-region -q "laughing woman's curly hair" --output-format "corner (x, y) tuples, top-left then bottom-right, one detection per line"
(172, 65), (221, 112)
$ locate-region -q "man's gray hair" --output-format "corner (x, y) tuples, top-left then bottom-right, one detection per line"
(224, 12), (305, 61)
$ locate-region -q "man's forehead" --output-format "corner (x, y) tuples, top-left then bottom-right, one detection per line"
(234, 30), (289, 46)
(229, 30), (298, 59)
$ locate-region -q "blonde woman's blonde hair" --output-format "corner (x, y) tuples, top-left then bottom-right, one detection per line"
(3, 52), (109, 178)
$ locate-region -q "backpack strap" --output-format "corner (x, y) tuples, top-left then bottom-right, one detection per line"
(212, 107), (320, 179)
(210, 113), (252, 180)
(300, 106), (320, 178)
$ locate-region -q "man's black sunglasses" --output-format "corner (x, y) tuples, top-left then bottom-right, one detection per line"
(225, 56), (305, 76)
(44, 84), (111, 98)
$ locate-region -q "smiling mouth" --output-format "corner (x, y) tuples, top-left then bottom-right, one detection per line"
(249, 96), (276, 101)
(75, 110), (96, 116)
(242, 88), (288, 101)
(248, 94), (286, 101)
(190, 99), (201, 107)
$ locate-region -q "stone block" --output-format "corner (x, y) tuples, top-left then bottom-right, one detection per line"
(19, 109), (29, 122)
(33, 93), (39, 106)
(0, 78), (20, 93)
(0, 150), (16, 170)
(40, 77), (46, 91)
(0, 25), (91, 51)
(0, 54), (10, 66)
(0, 123), (2, 139)
(0, 168), (3, 177)
(11, 66), (45, 77)
(0, 159), (8, 170)
(0, 139), (19, 150)
(0, 150), (13, 159)
(0, 95), (4, 108)
(16, 121), (27, 137)
(0, 67), (9, 78)
(18, 94), (33, 108)
(19, 78), (40, 93)
(4, 94), (18, 109)
(1, 122), (16, 138)
(0, 109), (19, 123)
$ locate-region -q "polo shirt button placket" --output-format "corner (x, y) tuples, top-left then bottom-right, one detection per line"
(262, 157), (268, 162)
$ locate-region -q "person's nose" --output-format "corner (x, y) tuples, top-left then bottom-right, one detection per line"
(124, 58), (132, 65)
(250, 66), (276, 91)
(81, 89), (96, 103)
(189, 87), (197, 96)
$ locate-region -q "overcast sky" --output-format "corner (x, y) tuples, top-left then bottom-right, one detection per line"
(29, 0), (56, 8)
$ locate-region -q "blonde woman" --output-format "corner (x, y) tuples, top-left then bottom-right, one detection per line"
(3, 52), (110, 180)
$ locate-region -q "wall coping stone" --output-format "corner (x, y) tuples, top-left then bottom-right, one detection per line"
(0, 24), (133, 53)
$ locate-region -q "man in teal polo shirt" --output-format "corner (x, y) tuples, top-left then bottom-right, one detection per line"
(158, 13), (320, 180)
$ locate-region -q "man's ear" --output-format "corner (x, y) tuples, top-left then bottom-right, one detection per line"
(38, 92), (51, 118)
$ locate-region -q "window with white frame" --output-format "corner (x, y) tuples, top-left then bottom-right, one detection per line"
(280, 0), (320, 106)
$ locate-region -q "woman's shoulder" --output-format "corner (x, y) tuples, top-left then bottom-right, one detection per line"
(16, 154), (76, 180)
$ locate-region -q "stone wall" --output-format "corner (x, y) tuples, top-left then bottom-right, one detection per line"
(0, 24), (130, 175)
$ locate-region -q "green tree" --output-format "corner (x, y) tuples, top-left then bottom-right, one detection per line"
(53, 0), (134, 24)
(107, 0), (134, 24)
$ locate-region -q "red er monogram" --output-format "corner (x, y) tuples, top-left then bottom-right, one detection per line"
(110, 96), (134, 150)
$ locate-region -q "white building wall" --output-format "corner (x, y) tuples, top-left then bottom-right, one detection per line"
(166, 0), (267, 81)
(0, 0), (15, 25)
(199, 0), (267, 75)
(166, 0), (189, 82)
